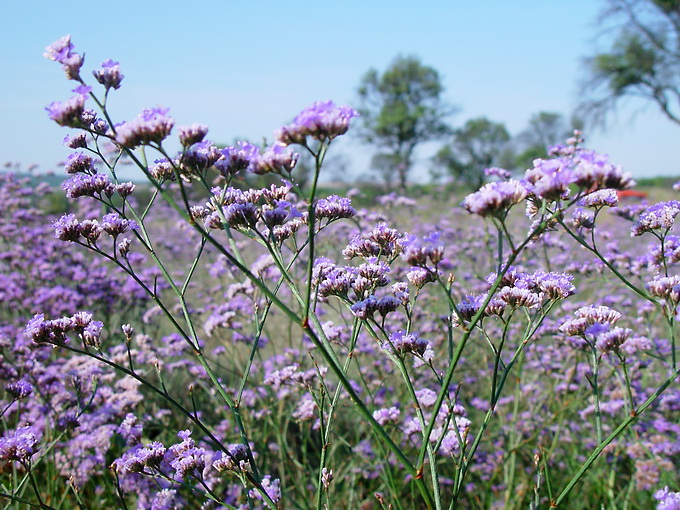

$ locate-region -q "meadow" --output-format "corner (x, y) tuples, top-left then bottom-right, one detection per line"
(0, 36), (679, 510)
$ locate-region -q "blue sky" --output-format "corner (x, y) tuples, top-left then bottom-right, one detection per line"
(2, 0), (679, 182)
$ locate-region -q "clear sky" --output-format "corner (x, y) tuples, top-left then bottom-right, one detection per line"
(2, 0), (679, 182)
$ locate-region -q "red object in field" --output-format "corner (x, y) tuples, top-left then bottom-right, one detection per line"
(616, 190), (647, 199)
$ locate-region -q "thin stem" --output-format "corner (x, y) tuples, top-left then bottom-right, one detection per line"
(553, 367), (680, 507)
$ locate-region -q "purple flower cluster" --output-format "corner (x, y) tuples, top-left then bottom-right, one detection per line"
(384, 330), (430, 358)
(92, 59), (124, 90)
(0, 426), (40, 462)
(559, 305), (638, 353)
(343, 222), (406, 260)
(25, 311), (104, 347)
(454, 268), (575, 325)
(462, 179), (528, 217)
(632, 201), (680, 237)
(276, 100), (358, 145)
(44, 35), (83, 80)
(115, 107), (175, 149)
(655, 487), (680, 510)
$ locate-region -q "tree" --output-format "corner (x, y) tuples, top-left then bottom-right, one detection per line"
(434, 117), (510, 189)
(580, 0), (680, 126)
(357, 55), (453, 192)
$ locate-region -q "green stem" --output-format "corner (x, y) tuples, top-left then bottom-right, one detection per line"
(553, 367), (680, 507)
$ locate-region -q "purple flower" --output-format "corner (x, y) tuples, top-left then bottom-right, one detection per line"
(101, 213), (137, 237)
(115, 107), (174, 148)
(654, 487), (680, 510)
(5, 379), (33, 400)
(53, 214), (81, 242)
(113, 441), (166, 474)
(594, 326), (633, 353)
(462, 179), (528, 217)
(118, 414), (142, 446)
(224, 202), (258, 229)
(178, 123), (208, 147)
(180, 140), (221, 172)
(212, 444), (249, 473)
(150, 158), (175, 180)
(385, 330), (429, 357)
(64, 152), (96, 175)
(276, 101), (358, 145)
(150, 489), (177, 510)
(632, 201), (680, 236)
(533, 271), (576, 300)
(44, 35), (83, 80)
(0, 426), (40, 462)
(249, 475), (281, 504)
(485, 167), (512, 179)
(167, 430), (205, 480)
(372, 406), (401, 425)
(525, 158), (574, 200)
(572, 149), (635, 190)
(92, 59), (124, 90)
(250, 144), (299, 175)
(406, 266), (437, 288)
(63, 132), (88, 149)
(62, 173), (115, 199)
(82, 320), (104, 347)
(45, 95), (86, 127)
(350, 296), (378, 319)
(315, 195), (356, 220)
(578, 189), (618, 208)
(215, 141), (259, 177)
(116, 182), (135, 198)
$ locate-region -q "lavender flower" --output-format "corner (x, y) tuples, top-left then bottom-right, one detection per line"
(572, 149), (635, 190)
(524, 158), (573, 200)
(64, 152), (96, 175)
(276, 101), (358, 145)
(533, 271), (576, 300)
(250, 144), (299, 175)
(101, 212), (137, 237)
(350, 296), (378, 319)
(5, 379), (33, 400)
(315, 195), (356, 220)
(113, 441), (167, 474)
(92, 59), (124, 90)
(63, 173), (115, 199)
(44, 35), (83, 80)
(249, 475), (281, 504)
(373, 406), (401, 425)
(485, 167), (512, 179)
(0, 426), (40, 462)
(654, 487), (680, 510)
(53, 214), (82, 242)
(167, 430), (205, 480)
(462, 179), (528, 217)
(632, 201), (680, 236)
(45, 95), (86, 127)
(115, 107), (174, 148)
(212, 444), (249, 473)
(215, 141), (259, 176)
(150, 489), (177, 510)
(321, 467), (333, 490)
(578, 189), (618, 208)
(385, 330), (429, 357)
(64, 132), (88, 149)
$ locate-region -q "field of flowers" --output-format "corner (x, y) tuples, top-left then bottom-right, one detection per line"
(0, 36), (679, 509)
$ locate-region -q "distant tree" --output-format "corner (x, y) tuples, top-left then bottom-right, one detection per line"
(434, 117), (510, 189)
(580, 0), (680, 126)
(357, 55), (454, 192)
